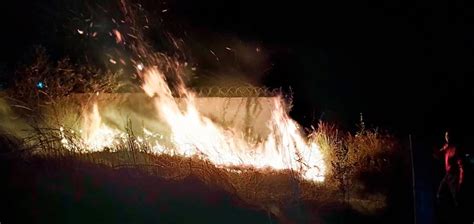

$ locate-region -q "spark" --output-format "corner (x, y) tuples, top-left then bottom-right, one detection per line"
(209, 49), (219, 61)
(127, 33), (138, 39)
(112, 29), (123, 43)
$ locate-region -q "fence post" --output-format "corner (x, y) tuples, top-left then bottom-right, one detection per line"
(409, 134), (416, 224)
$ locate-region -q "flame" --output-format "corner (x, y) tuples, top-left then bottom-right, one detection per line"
(55, 0), (326, 182)
(141, 67), (325, 181)
(65, 67), (326, 182)
(81, 103), (120, 151)
(59, 64), (326, 182)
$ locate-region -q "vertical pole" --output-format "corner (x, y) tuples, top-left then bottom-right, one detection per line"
(409, 134), (417, 224)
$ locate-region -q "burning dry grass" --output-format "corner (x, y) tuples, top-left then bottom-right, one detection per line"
(18, 125), (328, 204)
(1, 52), (399, 216)
(1, 119), (395, 215)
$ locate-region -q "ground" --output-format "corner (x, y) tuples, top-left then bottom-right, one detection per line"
(1, 150), (400, 224)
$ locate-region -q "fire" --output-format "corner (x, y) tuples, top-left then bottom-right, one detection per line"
(81, 102), (120, 151)
(61, 4), (326, 180)
(70, 67), (326, 182)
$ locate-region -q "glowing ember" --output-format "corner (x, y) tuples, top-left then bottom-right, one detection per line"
(112, 29), (123, 44)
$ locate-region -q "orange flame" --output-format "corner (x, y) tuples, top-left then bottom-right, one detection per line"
(141, 67), (325, 181)
(63, 67), (325, 182)
(57, 0), (326, 182)
(65, 70), (326, 182)
(81, 103), (119, 151)
(70, 67), (326, 181)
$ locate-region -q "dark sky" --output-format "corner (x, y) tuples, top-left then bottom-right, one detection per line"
(2, 0), (474, 146)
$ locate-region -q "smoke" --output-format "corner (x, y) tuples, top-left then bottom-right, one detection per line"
(185, 34), (271, 87)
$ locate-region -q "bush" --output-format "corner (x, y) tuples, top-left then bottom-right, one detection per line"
(314, 120), (401, 211)
(9, 48), (124, 113)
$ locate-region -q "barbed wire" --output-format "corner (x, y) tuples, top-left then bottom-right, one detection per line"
(189, 86), (282, 97)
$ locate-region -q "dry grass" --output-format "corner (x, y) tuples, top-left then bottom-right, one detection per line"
(313, 121), (400, 212)
(1, 52), (401, 216)
(8, 47), (126, 120)
(3, 118), (396, 215)
(3, 129), (330, 215)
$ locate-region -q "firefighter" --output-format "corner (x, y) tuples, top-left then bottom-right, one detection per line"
(436, 131), (464, 207)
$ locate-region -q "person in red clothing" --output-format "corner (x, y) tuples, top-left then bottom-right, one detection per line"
(436, 131), (464, 207)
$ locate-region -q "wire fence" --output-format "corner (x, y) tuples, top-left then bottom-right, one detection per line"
(190, 86), (282, 97)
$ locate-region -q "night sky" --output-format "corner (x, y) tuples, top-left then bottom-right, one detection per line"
(2, 0), (474, 147)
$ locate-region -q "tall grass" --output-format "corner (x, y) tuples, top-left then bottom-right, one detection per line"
(313, 120), (400, 212)
(3, 117), (399, 215)
(8, 47), (126, 120)
(2, 51), (402, 216)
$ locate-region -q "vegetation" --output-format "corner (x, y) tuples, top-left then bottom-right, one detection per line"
(0, 52), (410, 222)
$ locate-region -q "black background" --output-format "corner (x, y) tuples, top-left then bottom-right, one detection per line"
(1, 1), (474, 222)
(2, 0), (474, 146)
